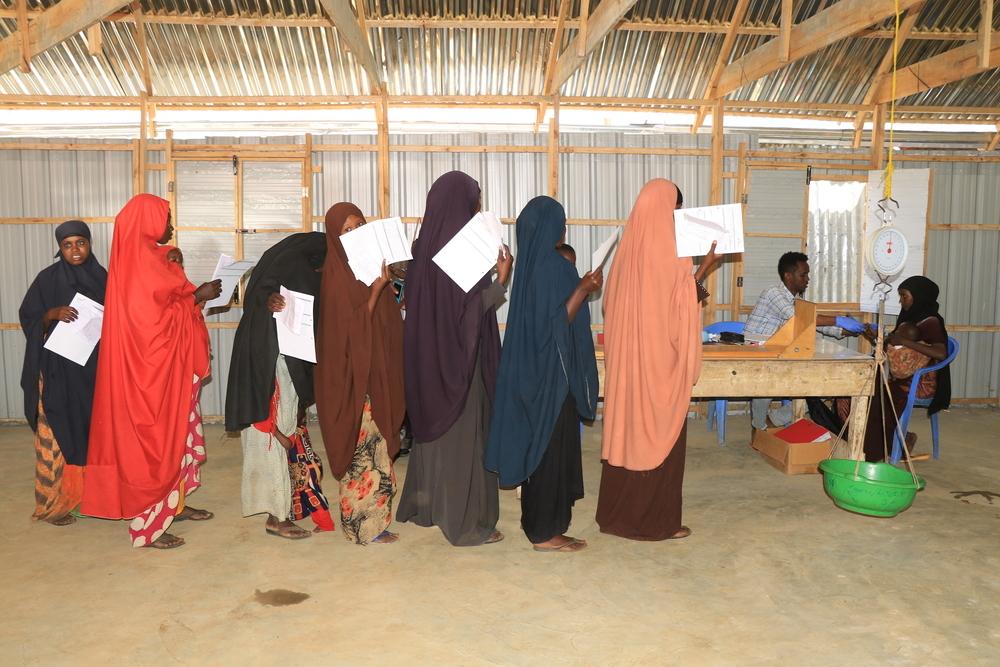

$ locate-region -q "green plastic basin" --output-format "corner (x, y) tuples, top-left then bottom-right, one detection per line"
(818, 458), (926, 517)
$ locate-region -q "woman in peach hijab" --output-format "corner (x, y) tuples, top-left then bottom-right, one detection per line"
(596, 179), (721, 541)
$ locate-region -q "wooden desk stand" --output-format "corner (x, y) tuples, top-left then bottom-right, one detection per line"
(703, 299), (817, 360)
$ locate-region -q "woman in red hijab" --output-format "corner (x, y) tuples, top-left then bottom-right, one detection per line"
(82, 194), (221, 549)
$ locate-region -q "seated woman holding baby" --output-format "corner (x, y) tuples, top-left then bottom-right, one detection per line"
(861, 276), (951, 462)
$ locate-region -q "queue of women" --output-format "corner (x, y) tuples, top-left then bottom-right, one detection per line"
(20, 173), (947, 551)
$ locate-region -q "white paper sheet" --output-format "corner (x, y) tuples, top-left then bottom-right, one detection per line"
(272, 286), (316, 363)
(204, 254), (258, 309)
(592, 230), (620, 272)
(339, 216), (413, 286)
(432, 211), (505, 292)
(674, 204), (745, 257)
(861, 169), (929, 316)
(43, 293), (104, 366)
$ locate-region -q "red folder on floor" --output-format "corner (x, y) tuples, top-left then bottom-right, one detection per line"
(775, 419), (831, 444)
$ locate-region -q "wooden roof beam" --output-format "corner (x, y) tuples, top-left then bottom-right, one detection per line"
(986, 124), (1000, 151)
(872, 34), (1000, 104)
(317, 0), (384, 95)
(15, 0), (29, 73)
(778, 0), (793, 64)
(0, 0), (128, 76)
(537, 0), (573, 129)
(980, 0), (994, 68)
(552, 0), (640, 93)
(691, 0), (752, 133)
(715, 0), (926, 98)
(851, 3), (925, 148)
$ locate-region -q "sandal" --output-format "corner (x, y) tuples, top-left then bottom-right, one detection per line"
(667, 526), (692, 540)
(46, 514), (77, 526)
(533, 537), (587, 553)
(371, 530), (399, 544)
(174, 506), (214, 522)
(265, 518), (312, 540)
(484, 530), (504, 545)
(148, 532), (185, 549)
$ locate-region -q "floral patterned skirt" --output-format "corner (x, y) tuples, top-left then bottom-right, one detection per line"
(288, 424), (335, 532)
(32, 375), (84, 523)
(128, 375), (206, 547)
(339, 398), (395, 545)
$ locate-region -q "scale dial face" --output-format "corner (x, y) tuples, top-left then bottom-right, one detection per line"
(867, 226), (909, 276)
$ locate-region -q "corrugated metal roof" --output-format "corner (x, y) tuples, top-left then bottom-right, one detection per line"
(0, 1), (997, 117)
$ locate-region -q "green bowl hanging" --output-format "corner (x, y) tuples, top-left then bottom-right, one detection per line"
(819, 458), (925, 517)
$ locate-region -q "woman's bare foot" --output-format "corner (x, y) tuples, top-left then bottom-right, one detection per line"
(532, 535), (587, 552)
(484, 530), (504, 544)
(667, 526), (692, 540)
(264, 515), (312, 540)
(148, 532), (185, 549)
(175, 506), (214, 522)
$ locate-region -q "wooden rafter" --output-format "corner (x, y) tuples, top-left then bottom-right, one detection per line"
(577, 0), (591, 57)
(536, 0), (572, 130)
(851, 4), (924, 148)
(552, 0), (640, 93)
(872, 34), (1000, 104)
(714, 0), (926, 98)
(15, 0), (29, 73)
(980, 0), (994, 68)
(131, 2), (152, 95)
(317, 0), (384, 95)
(691, 0), (752, 133)
(0, 0), (127, 76)
(986, 123), (1000, 151)
(778, 0), (793, 64)
(86, 24), (103, 58)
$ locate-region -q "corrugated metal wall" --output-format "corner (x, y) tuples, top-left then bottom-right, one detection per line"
(1, 135), (997, 419)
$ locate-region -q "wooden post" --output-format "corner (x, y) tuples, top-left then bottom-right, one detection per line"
(778, 0), (793, 63)
(131, 139), (141, 196)
(131, 1), (152, 96)
(86, 23), (103, 57)
(980, 0), (994, 69)
(577, 0), (591, 57)
(165, 128), (175, 212)
(870, 104), (886, 169)
(376, 95), (390, 219)
(15, 0), (30, 72)
(707, 98), (724, 325)
(303, 132), (313, 232)
(731, 141), (748, 320)
(548, 95), (560, 198)
(138, 93), (148, 193)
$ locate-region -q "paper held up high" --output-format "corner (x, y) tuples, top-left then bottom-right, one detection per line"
(673, 204), (745, 258)
(340, 216), (413, 286)
(204, 254), (258, 309)
(43, 293), (104, 366)
(272, 285), (316, 363)
(432, 211), (505, 293)
(591, 230), (620, 272)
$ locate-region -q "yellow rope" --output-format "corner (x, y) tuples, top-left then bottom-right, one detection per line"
(883, 0), (900, 201)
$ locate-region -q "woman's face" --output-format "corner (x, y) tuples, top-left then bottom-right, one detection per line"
(474, 194), (483, 215)
(340, 214), (364, 236)
(898, 288), (914, 311)
(159, 210), (174, 244)
(59, 236), (91, 266)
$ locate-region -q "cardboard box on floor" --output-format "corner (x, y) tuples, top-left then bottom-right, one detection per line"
(751, 421), (841, 475)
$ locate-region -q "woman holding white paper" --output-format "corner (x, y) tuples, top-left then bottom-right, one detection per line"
(315, 203), (406, 545)
(397, 171), (512, 546)
(19, 221), (107, 525)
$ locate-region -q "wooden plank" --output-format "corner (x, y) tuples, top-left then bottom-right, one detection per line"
(873, 35), (1000, 104)
(707, 99), (724, 326)
(552, 0), (640, 92)
(0, 217), (116, 225)
(691, 0), (752, 133)
(986, 123), (1000, 151)
(131, 1), (152, 95)
(981, 0), (994, 69)
(732, 141), (748, 319)
(376, 96), (390, 218)
(548, 96), (560, 197)
(577, 0), (591, 57)
(302, 133), (313, 232)
(86, 23), (102, 57)
(538, 0), (572, 125)
(0, 0), (128, 76)
(852, 5), (924, 148)
(317, 0), (384, 95)
(778, 0), (793, 63)
(15, 0), (30, 73)
(715, 0), (925, 98)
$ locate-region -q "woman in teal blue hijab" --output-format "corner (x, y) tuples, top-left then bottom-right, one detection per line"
(485, 196), (601, 553)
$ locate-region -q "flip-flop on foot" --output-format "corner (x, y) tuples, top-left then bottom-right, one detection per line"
(148, 532), (185, 549)
(533, 537), (587, 553)
(174, 506), (214, 522)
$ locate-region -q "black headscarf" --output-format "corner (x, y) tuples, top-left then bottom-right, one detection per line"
(225, 232), (327, 432)
(895, 275), (951, 415)
(403, 171), (502, 442)
(19, 221), (107, 466)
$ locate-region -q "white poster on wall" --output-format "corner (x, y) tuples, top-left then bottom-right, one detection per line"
(861, 168), (930, 316)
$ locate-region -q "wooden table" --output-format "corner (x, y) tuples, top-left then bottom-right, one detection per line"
(596, 337), (876, 457)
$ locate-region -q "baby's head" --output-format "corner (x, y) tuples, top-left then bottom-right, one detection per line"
(895, 322), (920, 341)
(556, 243), (576, 265)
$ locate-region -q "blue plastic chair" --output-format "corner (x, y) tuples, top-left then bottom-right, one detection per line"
(704, 321), (745, 444)
(890, 336), (960, 464)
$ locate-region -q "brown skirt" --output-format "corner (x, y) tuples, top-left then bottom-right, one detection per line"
(596, 423), (686, 541)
